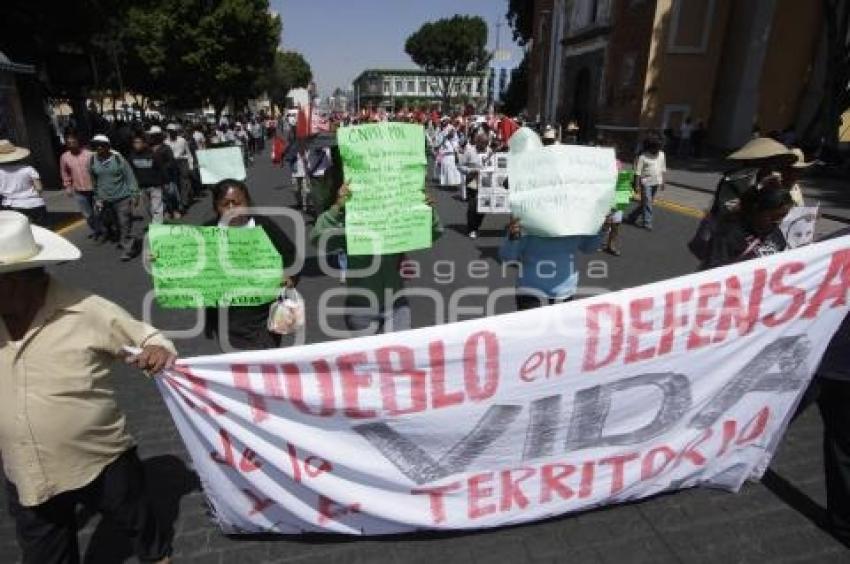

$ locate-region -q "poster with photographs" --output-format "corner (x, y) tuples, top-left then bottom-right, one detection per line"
(781, 205), (819, 249)
(476, 168), (509, 214)
(494, 153), (509, 172)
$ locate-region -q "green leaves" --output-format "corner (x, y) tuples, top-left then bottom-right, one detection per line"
(404, 15), (492, 107)
(259, 51), (313, 112)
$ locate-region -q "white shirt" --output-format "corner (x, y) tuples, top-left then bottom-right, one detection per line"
(192, 131), (206, 150)
(635, 151), (666, 187)
(0, 164), (44, 209)
(680, 122), (693, 140)
(165, 136), (194, 170)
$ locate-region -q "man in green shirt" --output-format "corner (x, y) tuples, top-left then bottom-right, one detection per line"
(89, 135), (140, 261)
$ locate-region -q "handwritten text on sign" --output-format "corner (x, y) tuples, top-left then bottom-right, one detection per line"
(337, 123), (432, 255)
(148, 225), (282, 308)
(157, 237), (850, 534)
(508, 128), (617, 237)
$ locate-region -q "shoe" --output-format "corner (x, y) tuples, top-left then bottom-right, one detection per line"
(172, 211), (183, 220)
(605, 246), (621, 257)
(120, 251), (133, 262)
(469, 231), (478, 239)
(644, 225), (653, 231)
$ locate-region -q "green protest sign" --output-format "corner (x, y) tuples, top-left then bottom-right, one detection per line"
(337, 123), (432, 255)
(148, 225), (282, 308)
(196, 147), (246, 184)
(615, 170), (634, 209)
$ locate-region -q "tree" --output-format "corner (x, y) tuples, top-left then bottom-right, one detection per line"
(405, 15), (491, 109)
(506, 0), (534, 46)
(259, 50), (313, 112)
(500, 51), (529, 116)
(815, 0), (850, 148)
(186, 0), (281, 117)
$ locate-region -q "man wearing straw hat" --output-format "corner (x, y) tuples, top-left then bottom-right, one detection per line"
(0, 139), (46, 226)
(713, 137), (798, 216)
(0, 211), (176, 563)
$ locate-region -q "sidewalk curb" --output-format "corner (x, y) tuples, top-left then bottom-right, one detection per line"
(668, 180), (850, 225)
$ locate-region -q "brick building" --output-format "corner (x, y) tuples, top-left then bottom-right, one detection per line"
(530, 0), (827, 153)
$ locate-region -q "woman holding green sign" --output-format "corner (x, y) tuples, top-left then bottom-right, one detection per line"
(312, 179), (443, 335)
(203, 179), (298, 351)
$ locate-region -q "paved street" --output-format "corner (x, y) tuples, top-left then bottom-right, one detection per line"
(2, 151), (849, 563)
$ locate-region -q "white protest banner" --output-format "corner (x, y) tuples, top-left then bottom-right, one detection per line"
(507, 127), (616, 237)
(782, 205), (819, 249)
(196, 147), (247, 185)
(157, 237), (850, 535)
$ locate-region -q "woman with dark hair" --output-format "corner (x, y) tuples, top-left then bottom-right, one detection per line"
(700, 177), (794, 270)
(203, 179), (298, 351)
(628, 135), (666, 230)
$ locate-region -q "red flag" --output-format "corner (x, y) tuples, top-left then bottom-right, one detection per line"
(296, 105), (310, 139)
(499, 118), (519, 143)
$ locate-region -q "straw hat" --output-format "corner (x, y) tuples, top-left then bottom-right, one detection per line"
(0, 211), (81, 273)
(0, 139), (30, 164)
(790, 148), (814, 169)
(727, 137), (797, 166)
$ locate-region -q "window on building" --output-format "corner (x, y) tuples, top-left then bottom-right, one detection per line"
(396, 80), (403, 93)
(667, 0), (715, 54)
(383, 81), (390, 94)
(407, 80), (415, 93)
(419, 80), (427, 93)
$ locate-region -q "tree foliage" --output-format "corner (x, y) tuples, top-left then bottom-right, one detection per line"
(405, 15), (491, 108)
(258, 51), (313, 112)
(506, 0), (534, 46)
(2, 0), (287, 116)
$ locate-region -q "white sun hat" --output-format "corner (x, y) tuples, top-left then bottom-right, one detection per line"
(147, 125), (163, 135)
(0, 139), (30, 164)
(0, 211), (81, 273)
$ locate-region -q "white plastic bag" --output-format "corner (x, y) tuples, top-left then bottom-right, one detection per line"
(267, 287), (305, 335)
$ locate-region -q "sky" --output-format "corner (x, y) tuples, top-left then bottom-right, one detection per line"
(269, 0), (523, 97)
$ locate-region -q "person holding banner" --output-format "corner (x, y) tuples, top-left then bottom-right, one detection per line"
(202, 179), (298, 351)
(0, 211), (176, 564)
(500, 216), (602, 310)
(312, 181), (443, 334)
(700, 178), (793, 270)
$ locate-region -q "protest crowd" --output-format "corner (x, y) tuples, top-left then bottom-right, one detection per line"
(2, 93), (850, 562)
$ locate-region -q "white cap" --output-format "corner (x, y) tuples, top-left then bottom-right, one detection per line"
(166, 123), (179, 131)
(147, 125), (163, 135)
(92, 134), (111, 145)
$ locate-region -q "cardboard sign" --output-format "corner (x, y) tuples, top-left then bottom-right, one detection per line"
(157, 237), (850, 534)
(196, 147), (247, 184)
(148, 225), (282, 308)
(508, 128), (616, 237)
(337, 123), (432, 256)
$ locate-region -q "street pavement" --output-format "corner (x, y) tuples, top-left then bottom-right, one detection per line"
(1, 150), (849, 563)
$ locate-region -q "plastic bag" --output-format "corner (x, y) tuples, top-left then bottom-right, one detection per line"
(267, 287), (305, 335)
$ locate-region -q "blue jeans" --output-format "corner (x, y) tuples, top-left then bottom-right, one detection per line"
(640, 184), (658, 227)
